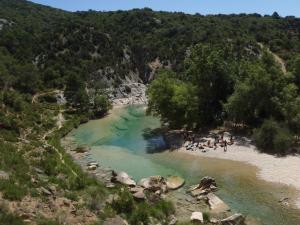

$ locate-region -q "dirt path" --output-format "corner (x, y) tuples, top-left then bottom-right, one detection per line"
(41, 109), (78, 177)
(32, 90), (61, 104)
(258, 43), (287, 74)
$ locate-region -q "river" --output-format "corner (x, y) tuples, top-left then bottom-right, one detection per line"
(67, 105), (300, 225)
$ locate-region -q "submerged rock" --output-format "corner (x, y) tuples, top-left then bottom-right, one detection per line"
(166, 176), (185, 190)
(220, 213), (245, 225)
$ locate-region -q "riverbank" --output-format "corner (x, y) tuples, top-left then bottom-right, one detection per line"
(175, 132), (300, 208)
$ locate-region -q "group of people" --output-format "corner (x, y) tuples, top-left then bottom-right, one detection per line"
(212, 133), (234, 152)
(183, 132), (234, 153)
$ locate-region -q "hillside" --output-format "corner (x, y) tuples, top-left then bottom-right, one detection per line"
(1, 0), (300, 224)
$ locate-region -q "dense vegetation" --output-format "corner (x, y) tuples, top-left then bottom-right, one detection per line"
(148, 44), (300, 155)
(1, 0), (300, 223)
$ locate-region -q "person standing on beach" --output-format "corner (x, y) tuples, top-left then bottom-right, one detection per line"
(224, 140), (227, 152)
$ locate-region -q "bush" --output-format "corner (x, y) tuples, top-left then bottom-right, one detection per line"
(129, 203), (150, 225)
(111, 190), (134, 214)
(0, 181), (27, 201)
(0, 203), (25, 225)
(203, 212), (210, 222)
(254, 119), (293, 155)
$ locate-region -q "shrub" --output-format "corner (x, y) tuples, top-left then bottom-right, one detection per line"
(203, 212), (210, 222)
(129, 203), (150, 225)
(111, 190), (134, 214)
(254, 119), (293, 155)
(0, 181), (27, 201)
(0, 203), (25, 225)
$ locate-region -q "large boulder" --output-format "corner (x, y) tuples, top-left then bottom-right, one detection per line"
(199, 176), (217, 190)
(190, 212), (204, 224)
(187, 176), (217, 197)
(166, 176), (185, 190)
(130, 186), (146, 200)
(138, 176), (167, 193)
(112, 171), (136, 186)
(207, 193), (230, 213)
(220, 213), (245, 225)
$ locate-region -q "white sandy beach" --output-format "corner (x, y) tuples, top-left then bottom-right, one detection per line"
(179, 135), (300, 208)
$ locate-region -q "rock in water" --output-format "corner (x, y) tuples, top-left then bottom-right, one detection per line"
(207, 193), (230, 213)
(112, 171), (136, 186)
(166, 176), (185, 190)
(199, 176), (217, 190)
(190, 212), (204, 223)
(220, 213), (245, 225)
(138, 176), (167, 193)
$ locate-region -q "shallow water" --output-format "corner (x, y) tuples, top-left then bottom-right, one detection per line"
(69, 105), (300, 225)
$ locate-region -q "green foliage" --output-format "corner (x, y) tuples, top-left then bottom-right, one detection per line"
(0, 180), (27, 201)
(253, 119), (293, 155)
(184, 44), (234, 126)
(203, 212), (210, 222)
(147, 69), (198, 128)
(111, 190), (134, 214)
(0, 204), (25, 225)
(93, 95), (112, 117)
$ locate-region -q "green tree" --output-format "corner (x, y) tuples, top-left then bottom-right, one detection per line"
(147, 69), (198, 128)
(93, 95), (111, 117)
(184, 44), (233, 126)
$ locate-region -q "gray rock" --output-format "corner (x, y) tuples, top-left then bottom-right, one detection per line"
(220, 213), (245, 225)
(0, 171), (9, 180)
(40, 187), (52, 196)
(103, 216), (129, 225)
(138, 176), (167, 193)
(169, 215), (177, 225)
(190, 212), (204, 223)
(133, 191), (146, 200)
(166, 176), (185, 190)
(207, 193), (230, 213)
(112, 171), (136, 186)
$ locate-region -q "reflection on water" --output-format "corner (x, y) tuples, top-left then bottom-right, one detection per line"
(69, 105), (300, 225)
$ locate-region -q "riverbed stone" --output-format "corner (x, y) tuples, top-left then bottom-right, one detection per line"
(190, 212), (204, 223)
(220, 213), (245, 225)
(207, 193), (230, 213)
(112, 171), (136, 186)
(103, 216), (129, 225)
(138, 175), (167, 193)
(166, 176), (185, 190)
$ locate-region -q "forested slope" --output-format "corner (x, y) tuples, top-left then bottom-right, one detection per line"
(1, 0), (300, 224)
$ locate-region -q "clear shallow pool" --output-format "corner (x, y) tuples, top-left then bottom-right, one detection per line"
(69, 105), (300, 225)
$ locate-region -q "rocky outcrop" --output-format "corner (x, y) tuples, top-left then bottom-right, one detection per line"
(130, 187), (146, 200)
(187, 176), (217, 197)
(220, 213), (245, 225)
(190, 212), (204, 224)
(111, 171), (136, 186)
(138, 176), (168, 193)
(207, 193), (230, 213)
(166, 176), (185, 190)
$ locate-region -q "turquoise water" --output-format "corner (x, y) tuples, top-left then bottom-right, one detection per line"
(69, 105), (300, 225)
